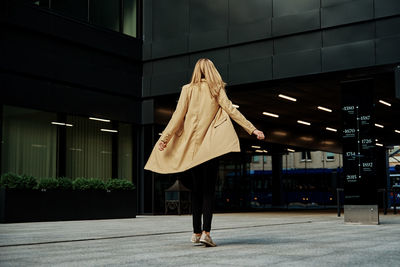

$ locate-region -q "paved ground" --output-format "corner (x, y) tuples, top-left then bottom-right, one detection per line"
(0, 211), (399, 266)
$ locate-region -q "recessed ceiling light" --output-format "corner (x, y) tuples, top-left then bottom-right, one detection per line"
(378, 100), (391, 107)
(374, 123), (384, 128)
(273, 131), (287, 136)
(297, 120), (311, 126)
(395, 130), (400, 134)
(101, 129), (118, 133)
(232, 104), (239, 108)
(89, 117), (111, 122)
(51, 122), (73, 127)
(262, 112), (279, 118)
(287, 148), (295, 152)
(321, 140), (334, 145)
(326, 127), (337, 132)
(318, 106), (332, 112)
(278, 94), (297, 102)
(300, 136), (313, 141)
(51, 122), (65, 126)
(262, 150), (268, 153)
(251, 145), (261, 149)
(376, 143), (383, 147)
(255, 149), (264, 153)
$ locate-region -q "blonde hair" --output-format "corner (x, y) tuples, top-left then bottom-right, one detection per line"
(189, 58), (226, 97)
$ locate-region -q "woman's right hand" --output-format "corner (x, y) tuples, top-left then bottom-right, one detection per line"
(252, 129), (265, 140)
(158, 140), (167, 151)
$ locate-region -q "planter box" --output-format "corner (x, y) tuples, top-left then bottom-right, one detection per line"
(0, 188), (136, 223)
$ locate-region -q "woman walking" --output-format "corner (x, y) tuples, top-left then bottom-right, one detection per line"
(144, 58), (265, 247)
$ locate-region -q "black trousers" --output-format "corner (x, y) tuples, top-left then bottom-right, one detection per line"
(190, 157), (219, 233)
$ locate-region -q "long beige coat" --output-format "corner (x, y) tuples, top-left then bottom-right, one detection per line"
(144, 79), (257, 174)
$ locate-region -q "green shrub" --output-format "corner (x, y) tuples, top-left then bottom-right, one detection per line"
(21, 174), (37, 189)
(0, 173), (37, 189)
(57, 177), (73, 190)
(106, 179), (136, 191)
(36, 177), (59, 191)
(0, 173), (18, 189)
(72, 178), (106, 191)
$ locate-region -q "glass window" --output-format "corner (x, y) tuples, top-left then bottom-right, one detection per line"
(252, 155), (260, 163)
(51, 0), (89, 22)
(123, 0), (137, 37)
(118, 123), (133, 181)
(326, 152), (335, 161)
(1, 106), (57, 178)
(301, 151), (312, 161)
(90, 0), (120, 32)
(66, 115), (112, 180)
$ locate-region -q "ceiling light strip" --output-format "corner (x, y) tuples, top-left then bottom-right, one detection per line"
(297, 120), (311, 126)
(278, 94), (297, 102)
(378, 100), (391, 107)
(326, 127), (337, 132)
(262, 112), (279, 118)
(101, 129), (118, 133)
(51, 122), (73, 127)
(318, 106), (332, 112)
(89, 117), (111, 122)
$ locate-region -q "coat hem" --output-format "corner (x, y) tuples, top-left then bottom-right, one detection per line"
(144, 148), (240, 174)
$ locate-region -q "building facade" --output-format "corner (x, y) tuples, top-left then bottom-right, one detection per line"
(1, 0), (400, 215)
(1, 0), (142, 191)
(140, 0), (400, 214)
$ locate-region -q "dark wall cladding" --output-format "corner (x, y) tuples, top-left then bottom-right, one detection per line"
(322, 40), (375, 72)
(321, 0), (374, 28)
(322, 22), (376, 72)
(374, 0), (400, 18)
(1, 73), (141, 124)
(151, 0), (188, 57)
(375, 17), (400, 65)
(143, 0), (400, 96)
(272, 9), (320, 36)
(273, 32), (322, 79)
(150, 56), (190, 96)
(229, 41), (273, 84)
(273, 0), (320, 17)
(1, 1), (142, 122)
(189, 0), (228, 51)
(229, 0), (272, 44)
(322, 23), (375, 47)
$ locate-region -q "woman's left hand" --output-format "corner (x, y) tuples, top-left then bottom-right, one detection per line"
(158, 141), (167, 151)
(252, 129), (265, 140)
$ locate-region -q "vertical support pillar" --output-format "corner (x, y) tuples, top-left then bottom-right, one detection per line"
(112, 121), (119, 179)
(341, 79), (379, 224)
(56, 113), (67, 178)
(0, 105), (3, 174)
(272, 151), (283, 208)
(139, 99), (154, 214)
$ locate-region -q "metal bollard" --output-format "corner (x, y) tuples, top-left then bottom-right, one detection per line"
(337, 188), (344, 217)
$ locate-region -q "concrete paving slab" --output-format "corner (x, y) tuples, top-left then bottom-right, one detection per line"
(0, 211), (399, 266)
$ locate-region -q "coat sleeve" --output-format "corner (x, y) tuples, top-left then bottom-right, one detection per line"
(160, 85), (189, 144)
(217, 87), (257, 135)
